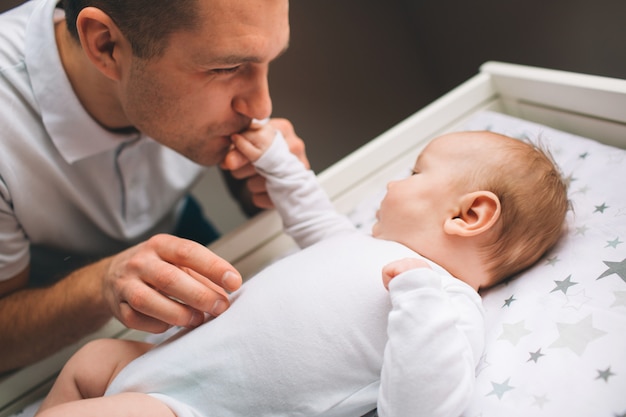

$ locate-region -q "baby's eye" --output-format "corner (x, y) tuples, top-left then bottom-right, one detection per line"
(411, 170), (420, 176)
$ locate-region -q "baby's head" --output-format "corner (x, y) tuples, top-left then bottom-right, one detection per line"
(373, 130), (569, 290)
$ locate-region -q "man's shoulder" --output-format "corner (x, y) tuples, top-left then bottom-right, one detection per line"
(0, 1), (34, 69)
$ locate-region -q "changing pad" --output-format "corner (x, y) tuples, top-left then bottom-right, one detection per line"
(10, 111), (626, 417)
(464, 111), (626, 416)
(350, 110), (626, 416)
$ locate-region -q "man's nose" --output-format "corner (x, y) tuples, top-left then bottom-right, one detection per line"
(232, 68), (273, 121)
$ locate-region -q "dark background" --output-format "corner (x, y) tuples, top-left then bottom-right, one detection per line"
(269, 1), (626, 171)
(3, 0), (625, 172)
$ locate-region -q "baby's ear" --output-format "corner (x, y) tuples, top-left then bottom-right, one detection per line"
(444, 191), (501, 237)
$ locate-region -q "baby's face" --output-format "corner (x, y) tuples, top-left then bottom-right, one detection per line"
(371, 132), (492, 256)
(371, 137), (461, 251)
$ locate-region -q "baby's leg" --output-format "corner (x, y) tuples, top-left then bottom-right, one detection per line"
(36, 339), (152, 414)
(36, 392), (176, 417)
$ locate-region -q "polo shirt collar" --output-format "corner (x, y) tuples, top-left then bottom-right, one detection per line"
(25, 0), (139, 164)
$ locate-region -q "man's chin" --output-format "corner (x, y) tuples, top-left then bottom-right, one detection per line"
(197, 137), (233, 166)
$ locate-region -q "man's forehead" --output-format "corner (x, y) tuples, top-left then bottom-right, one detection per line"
(182, 0), (290, 63)
(196, 0), (289, 25)
(200, 40), (290, 64)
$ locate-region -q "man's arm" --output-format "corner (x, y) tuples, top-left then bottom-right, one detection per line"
(0, 264), (110, 373)
(0, 234), (242, 373)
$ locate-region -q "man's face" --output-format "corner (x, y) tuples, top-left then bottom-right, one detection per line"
(117, 0), (290, 166)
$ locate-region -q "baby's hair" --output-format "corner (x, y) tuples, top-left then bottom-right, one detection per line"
(477, 133), (570, 286)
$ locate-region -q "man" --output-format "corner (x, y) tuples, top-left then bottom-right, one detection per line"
(0, 0), (306, 372)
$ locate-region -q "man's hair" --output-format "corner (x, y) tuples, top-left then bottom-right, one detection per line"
(476, 135), (569, 285)
(61, 0), (200, 58)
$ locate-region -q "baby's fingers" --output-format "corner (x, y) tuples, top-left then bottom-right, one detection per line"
(382, 258), (430, 290)
(231, 133), (264, 162)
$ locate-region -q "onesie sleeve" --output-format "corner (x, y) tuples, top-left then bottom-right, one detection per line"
(377, 268), (485, 417)
(252, 132), (356, 248)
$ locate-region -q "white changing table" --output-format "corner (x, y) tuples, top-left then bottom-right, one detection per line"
(1, 61), (626, 417)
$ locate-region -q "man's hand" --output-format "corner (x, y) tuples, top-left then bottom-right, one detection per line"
(221, 118), (309, 209)
(101, 234), (242, 333)
(382, 258), (431, 290)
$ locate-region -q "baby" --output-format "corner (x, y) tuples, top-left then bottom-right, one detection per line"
(36, 124), (568, 417)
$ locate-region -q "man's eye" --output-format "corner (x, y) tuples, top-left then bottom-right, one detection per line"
(211, 66), (241, 75)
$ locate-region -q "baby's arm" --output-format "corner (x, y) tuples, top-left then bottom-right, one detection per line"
(232, 124), (356, 248)
(377, 261), (485, 417)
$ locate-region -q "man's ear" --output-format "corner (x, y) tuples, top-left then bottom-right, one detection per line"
(443, 191), (501, 237)
(75, 7), (129, 81)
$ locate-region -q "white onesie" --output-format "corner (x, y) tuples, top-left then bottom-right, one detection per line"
(105, 134), (485, 417)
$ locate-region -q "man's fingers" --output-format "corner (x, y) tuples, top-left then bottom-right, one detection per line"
(141, 262), (230, 313)
(118, 298), (205, 333)
(220, 147), (250, 172)
(118, 283), (195, 331)
(245, 175), (267, 194)
(146, 235), (241, 290)
(133, 235), (241, 320)
(119, 269), (225, 330)
(252, 192), (274, 209)
(222, 153), (257, 179)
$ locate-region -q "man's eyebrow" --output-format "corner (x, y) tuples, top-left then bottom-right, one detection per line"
(207, 42), (290, 66)
(212, 55), (262, 65)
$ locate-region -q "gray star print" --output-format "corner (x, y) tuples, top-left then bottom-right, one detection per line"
(551, 275), (578, 294)
(546, 256), (560, 266)
(597, 258), (626, 283)
(605, 237), (623, 248)
(498, 320), (532, 345)
(502, 295), (516, 307)
(527, 348), (545, 363)
(595, 367), (615, 382)
(594, 203), (609, 213)
(487, 378), (515, 400)
(549, 315), (607, 356)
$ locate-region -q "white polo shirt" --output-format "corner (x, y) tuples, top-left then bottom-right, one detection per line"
(0, 0), (205, 281)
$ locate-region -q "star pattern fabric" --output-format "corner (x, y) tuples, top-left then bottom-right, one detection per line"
(460, 112), (626, 417)
(549, 315), (607, 356)
(486, 378), (515, 400)
(334, 111), (626, 417)
(597, 258), (626, 283)
(502, 295), (516, 307)
(527, 348), (545, 363)
(550, 275), (578, 294)
(498, 320), (532, 346)
(596, 367), (616, 382)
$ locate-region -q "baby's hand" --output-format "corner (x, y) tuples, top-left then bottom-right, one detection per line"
(382, 258), (431, 290)
(230, 119), (277, 162)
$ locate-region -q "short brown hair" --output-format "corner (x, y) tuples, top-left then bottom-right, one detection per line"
(477, 135), (569, 285)
(61, 0), (200, 58)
